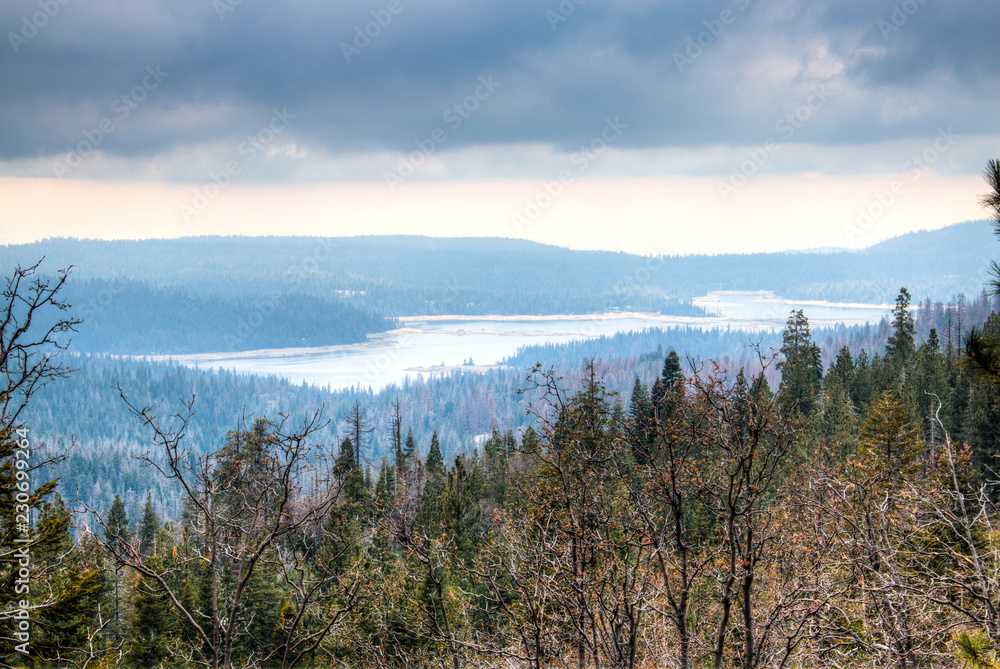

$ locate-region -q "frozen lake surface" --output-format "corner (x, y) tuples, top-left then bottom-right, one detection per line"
(162, 291), (891, 391)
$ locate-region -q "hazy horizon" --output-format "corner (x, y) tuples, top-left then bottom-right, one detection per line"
(2, 1), (998, 254)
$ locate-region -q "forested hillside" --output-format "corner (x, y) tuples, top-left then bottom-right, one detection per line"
(60, 278), (395, 354)
(4, 223), (1000, 668)
(8, 282), (1000, 667)
(23, 291), (998, 533)
(0, 222), (990, 355)
(4, 224), (993, 307)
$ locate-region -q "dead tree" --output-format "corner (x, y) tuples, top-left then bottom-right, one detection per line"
(98, 393), (367, 669)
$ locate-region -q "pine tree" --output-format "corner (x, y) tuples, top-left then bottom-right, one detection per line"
(346, 399), (374, 468)
(374, 456), (395, 512)
(819, 369), (859, 460)
(404, 428), (417, 461)
(125, 555), (175, 667)
(855, 390), (923, 486)
(886, 287), (917, 372)
(777, 310), (823, 416)
(105, 494), (130, 643)
(138, 493), (160, 559)
(335, 437), (356, 480)
(105, 494), (130, 555)
(627, 377), (654, 465)
(2, 494), (103, 662)
(851, 348), (875, 412)
(651, 350), (683, 410)
(829, 345), (855, 392)
(963, 160), (1000, 380)
(915, 328), (949, 454)
(426, 432), (445, 478)
(391, 398), (404, 473)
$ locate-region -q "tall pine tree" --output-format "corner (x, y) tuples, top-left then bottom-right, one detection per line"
(777, 310), (823, 416)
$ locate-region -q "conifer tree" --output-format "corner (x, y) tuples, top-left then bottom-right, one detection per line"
(105, 494), (130, 642)
(105, 494), (130, 554)
(886, 287), (917, 372)
(404, 428), (417, 462)
(651, 349), (683, 411)
(138, 492), (160, 558)
(964, 159), (1000, 380)
(829, 345), (855, 392)
(627, 377), (654, 464)
(777, 310), (823, 416)
(426, 432), (445, 478)
(20, 496), (103, 662)
(126, 555), (175, 667)
(855, 390), (923, 486)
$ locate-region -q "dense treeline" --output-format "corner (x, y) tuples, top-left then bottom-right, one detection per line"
(8, 287), (1000, 667)
(2, 223), (991, 356)
(21, 291), (999, 532)
(2, 236), (711, 321)
(0, 222), (993, 322)
(5, 221), (1000, 665)
(60, 278), (396, 354)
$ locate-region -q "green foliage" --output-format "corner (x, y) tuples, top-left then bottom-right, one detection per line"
(777, 310), (823, 416)
(125, 556), (175, 667)
(886, 287), (917, 369)
(628, 376), (654, 464)
(105, 494), (130, 555)
(1, 493), (104, 663)
(138, 493), (160, 558)
(954, 630), (1000, 669)
(426, 432), (445, 478)
(855, 390), (923, 485)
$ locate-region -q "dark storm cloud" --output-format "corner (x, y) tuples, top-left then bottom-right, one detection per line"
(1, 0), (998, 163)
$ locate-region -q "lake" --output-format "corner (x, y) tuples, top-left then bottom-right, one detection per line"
(164, 291), (891, 391)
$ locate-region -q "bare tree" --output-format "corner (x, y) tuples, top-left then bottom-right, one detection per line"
(96, 393), (368, 669)
(0, 260), (107, 666)
(346, 399), (374, 469)
(0, 259), (80, 433)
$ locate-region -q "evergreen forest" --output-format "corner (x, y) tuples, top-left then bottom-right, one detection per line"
(4, 176), (1000, 667)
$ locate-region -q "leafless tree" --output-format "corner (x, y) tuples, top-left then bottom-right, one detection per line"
(94, 392), (368, 669)
(0, 259), (80, 433)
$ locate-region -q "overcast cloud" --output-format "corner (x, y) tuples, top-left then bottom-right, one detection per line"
(2, 0), (997, 184)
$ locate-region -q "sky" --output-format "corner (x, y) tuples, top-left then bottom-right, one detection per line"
(1, 0), (998, 255)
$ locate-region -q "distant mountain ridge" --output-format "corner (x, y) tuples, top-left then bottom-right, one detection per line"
(0, 220), (993, 354)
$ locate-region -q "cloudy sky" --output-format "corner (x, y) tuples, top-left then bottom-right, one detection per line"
(1, 0), (998, 254)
